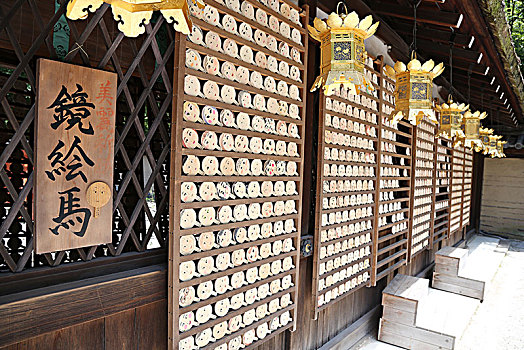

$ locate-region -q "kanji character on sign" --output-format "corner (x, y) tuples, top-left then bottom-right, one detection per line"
(50, 187), (91, 237)
(48, 83), (95, 134)
(45, 135), (95, 182)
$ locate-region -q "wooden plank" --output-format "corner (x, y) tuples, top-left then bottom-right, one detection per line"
(137, 300), (167, 350)
(382, 294), (418, 314)
(436, 246), (468, 260)
(317, 306), (381, 350)
(382, 274), (408, 295)
(379, 327), (441, 350)
(432, 274), (485, 300)
(434, 261), (461, 276)
(432, 279), (484, 300)
(384, 274), (429, 300)
(382, 305), (416, 326)
(104, 309), (137, 350)
(0, 266), (165, 348)
(379, 318), (455, 349)
(14, 318), (105, 350)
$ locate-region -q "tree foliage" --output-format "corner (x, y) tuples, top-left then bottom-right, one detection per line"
(505, 0), (524, 72)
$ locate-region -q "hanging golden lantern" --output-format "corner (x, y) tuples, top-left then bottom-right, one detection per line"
(308, 3), (379, 96)
(462, 110), (487, 149)
(384, 56), (445, 126)
(474, 127), (494, 153)
(66, 0), (202, 37)
(435, 98), (468, 139)
(495, 140), (507, 158)
(485, 134), (502, 157)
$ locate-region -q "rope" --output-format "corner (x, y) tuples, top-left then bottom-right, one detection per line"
(64, 42), (89, 61)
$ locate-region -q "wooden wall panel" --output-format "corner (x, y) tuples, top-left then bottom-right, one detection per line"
(136, 300), (167, 350)
(104, 309), (138, 350)
(0, 302), (167, 350)
(1, 318), (105, 350)
(0, 266), (165, 348)
(480, 158), (524, 239)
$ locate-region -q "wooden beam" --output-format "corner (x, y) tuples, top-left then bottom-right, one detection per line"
(394, 23), (474, 48)
(442, 59), (489, 76)
(416, 40), (483, 64)
(452, 70), (495, 88)
(371, 2), (463, 28)
(450, 81), (509, 105)
(0, 265), (166, 348)
(458, 0), (523, 123)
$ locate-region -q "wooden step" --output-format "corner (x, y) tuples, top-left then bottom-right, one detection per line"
(433, 246), (486, 301)
(434, 246), (468, 275)
(379, 318), (455, 350)
(378, 274), (479, 350)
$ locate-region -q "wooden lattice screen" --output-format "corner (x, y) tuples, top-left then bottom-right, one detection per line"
(0, 0), (173, 273)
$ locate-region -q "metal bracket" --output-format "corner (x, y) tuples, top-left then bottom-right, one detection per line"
(300, 235), (314, 257)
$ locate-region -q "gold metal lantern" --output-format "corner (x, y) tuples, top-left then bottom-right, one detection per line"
(485, 134), (502, 157)
(66, 0), (203, 37)
(308, 4), (379, 96)
(385, 57), (444, 126)
(474, 127), (494, 153)
(495, 140), (507, 158)
(435, 98), (468, 139)
(462, 110), (487, 149)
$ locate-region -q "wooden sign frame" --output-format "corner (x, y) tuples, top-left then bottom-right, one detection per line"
(34, 59), (117, 254)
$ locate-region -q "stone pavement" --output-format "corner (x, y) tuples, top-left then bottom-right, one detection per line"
(351, 235), (524, 350)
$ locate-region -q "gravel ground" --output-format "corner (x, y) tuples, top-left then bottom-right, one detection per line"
(457, 239), (524, 350)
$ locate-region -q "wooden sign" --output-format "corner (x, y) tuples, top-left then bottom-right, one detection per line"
(34, 59), (117, 254)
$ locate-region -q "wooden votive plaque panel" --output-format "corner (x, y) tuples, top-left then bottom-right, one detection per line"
(449, 146), (465, 234)
(311, 58), (381, 315)
(168, 0), (309, 349)
(432, 137), (452, 244)
(371, 65), (411, 284)
(409, 118), (436, 258)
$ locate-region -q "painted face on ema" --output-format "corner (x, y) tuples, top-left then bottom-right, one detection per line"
(203, 55), (220, 76)
(185, 49), (202, 71)
(183, 101), (200, 123)
(238, 23), (253, 41)
(222, 14), (237, 34)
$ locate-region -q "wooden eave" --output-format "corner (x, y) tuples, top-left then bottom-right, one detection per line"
(307, 0), (524, 132)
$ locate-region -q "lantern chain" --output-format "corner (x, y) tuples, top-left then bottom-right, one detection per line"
(411, 0), (422, 55)
(468, 71), (472, 105)
(449, 40), (454, 101)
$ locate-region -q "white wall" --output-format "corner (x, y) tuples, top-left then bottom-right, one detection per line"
(480, 158), (524, 239)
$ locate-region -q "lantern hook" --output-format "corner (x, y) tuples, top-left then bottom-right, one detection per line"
(336, 1), (348, 16)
